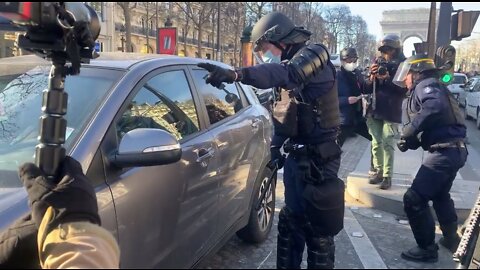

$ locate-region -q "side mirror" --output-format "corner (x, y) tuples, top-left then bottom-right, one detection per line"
(460, 84), (465, 88)
(109, 128), (182, 168)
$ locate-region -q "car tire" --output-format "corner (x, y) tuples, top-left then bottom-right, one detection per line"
(236, 165), (276, 244)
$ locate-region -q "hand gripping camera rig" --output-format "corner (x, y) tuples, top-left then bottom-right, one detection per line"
(0, 2), (100, 179)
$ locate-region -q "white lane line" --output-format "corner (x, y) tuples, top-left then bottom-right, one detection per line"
(343, 208), (387, 269)
(257, 250), (273, 269)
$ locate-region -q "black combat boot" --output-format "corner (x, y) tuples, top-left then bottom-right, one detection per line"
(401, 244), (439, 263)
(368, 170), (383, 184)
(379, 177), (392, 190)
(439, 223), (461, 253)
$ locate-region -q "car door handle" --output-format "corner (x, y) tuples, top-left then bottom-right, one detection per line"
(196, 147), (215, 163)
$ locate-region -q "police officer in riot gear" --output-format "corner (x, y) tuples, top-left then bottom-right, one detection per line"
(393, 53), (468, 262)
(337, 47), (372, 147)
(198, 12), (344, 269)
(364, 34), (406, 190)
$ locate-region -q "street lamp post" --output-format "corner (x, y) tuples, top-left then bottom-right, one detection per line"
(120, 24), (126, 52)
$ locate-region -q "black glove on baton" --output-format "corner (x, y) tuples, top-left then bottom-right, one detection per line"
(268, 147), (286, 170)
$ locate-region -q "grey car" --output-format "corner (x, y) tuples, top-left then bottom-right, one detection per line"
(0, 53), (275, 268)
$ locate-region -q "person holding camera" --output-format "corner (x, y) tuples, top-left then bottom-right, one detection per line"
(198, 11), (344, 269)
(337, 47), (372, 147)
(0, 157), (120, 268)
(364, 34), (406, 190)
(393, 53), (467, 262)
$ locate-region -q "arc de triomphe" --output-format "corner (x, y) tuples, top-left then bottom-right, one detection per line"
(380, 8), (440, 43)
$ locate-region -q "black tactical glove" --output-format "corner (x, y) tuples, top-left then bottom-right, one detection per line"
(0, 214), (40, 269)
(268, 147), (286, 170)
(397, 137), (421, 152)
(197, 62), (237, 88)
(18, 156), (100, 235)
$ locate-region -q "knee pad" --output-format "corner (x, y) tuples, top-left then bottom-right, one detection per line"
(306, 236), (335, 269)
(403, 188), (429, 217)
(278, 207), (292, 235)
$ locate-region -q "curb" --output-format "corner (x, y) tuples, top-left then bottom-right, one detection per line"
(346, 172), (475, 223)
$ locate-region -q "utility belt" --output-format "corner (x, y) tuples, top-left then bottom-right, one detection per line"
(284, 140), (342, 185)
(428, 140), (466, 153)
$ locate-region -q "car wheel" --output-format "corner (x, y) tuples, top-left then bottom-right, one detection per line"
(236, 165), (276, 244)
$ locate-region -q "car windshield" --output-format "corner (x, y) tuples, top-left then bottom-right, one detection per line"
(453, 75), (467, 84)
(0, 60), (123, 188)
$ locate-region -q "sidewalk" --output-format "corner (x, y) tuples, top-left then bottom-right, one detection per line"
(346, 140), (480, 222)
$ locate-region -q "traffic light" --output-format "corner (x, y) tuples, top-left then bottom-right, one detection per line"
(451, 10), (480, 41)
(435, 45), (456, 84)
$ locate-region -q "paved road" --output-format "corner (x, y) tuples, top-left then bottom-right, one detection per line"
(198, 135), (460, 269)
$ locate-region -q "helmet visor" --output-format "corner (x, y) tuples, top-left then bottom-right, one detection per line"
(392, 61), (411, 88)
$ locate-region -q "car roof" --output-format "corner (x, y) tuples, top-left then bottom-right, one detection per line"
(0, 53), (232, 71)
(454, 73), (467, 77)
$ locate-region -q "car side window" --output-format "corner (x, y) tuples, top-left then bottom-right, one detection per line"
(191, 69), (244, 125)
(475, 82), (480, 92)
(117, 70), (200, 141)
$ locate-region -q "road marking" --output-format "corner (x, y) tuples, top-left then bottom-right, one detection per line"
(343, 208), (387, 269)
(257, 250), (272, 269)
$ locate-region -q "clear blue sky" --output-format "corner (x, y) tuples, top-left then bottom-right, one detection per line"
(324, 2), (480, 41)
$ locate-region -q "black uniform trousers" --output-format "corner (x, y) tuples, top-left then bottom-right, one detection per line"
(408, 146), (468, 247)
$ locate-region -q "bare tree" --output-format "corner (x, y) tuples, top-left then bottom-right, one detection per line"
(118, 2), (137, 52)
(224, 2), (246, 66)
(175, 2), (216, 57)
(245, 2), (272, 24)
(322, 5), (351, 54)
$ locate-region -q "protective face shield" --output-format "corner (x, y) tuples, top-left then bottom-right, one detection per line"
(393, 56), (436, 88)
(254, 42), (282, 64)
(392, 61), (411, 88)
(342, 61), (358, 72)
(261, 50), (281, 63)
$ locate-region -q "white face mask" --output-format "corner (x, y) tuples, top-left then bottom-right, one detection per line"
(342, 62), (358, 72)
(262, 50), (281, 64)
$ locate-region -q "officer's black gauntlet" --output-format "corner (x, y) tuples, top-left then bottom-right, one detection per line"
(197, 63), (237, 88)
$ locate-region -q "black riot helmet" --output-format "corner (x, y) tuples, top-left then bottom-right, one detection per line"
(340, 47), (358, 61)
(251, 12), (312, 53)
(378, 34), (401, 52)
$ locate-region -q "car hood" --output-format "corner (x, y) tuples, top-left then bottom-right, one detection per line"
(0, 188), (29, 230)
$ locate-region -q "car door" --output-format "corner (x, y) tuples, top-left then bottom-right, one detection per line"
(468, 82), (479, 118)
(100, 67), (220, 268)
(474, 83), (480, 119)
(188, 66), (265, 237)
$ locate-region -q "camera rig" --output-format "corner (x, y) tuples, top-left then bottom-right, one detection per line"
(0, 2), (100, 178)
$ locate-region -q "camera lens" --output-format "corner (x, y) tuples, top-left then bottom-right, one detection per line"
(378, 66), (387, 76)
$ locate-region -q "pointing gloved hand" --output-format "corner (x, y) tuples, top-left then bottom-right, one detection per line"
(18, 156), (101, 234)
(268, 147), (286, 170)
(197, 62), (238, 88)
